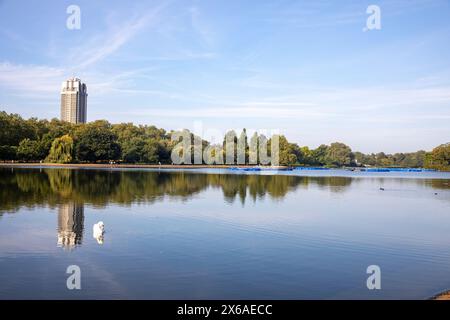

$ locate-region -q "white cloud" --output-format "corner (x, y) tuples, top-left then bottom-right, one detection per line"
(188, 6), (216, 47)
(0, 62), (65, 93)
(73, 4), (167, 69)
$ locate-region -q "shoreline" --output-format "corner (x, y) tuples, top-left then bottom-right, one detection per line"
(0, 163), (447, 172)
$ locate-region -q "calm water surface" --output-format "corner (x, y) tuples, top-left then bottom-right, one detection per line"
(1, 167), (450, 299)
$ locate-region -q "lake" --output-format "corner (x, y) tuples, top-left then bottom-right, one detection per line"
(1, 166), (450, 299)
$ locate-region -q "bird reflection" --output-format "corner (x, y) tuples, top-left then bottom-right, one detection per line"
(57, 203), (84, 249)
(93, 221), (105, 244)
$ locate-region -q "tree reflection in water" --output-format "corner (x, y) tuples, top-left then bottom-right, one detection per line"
(1, 167), (449, 251)
(0, 168), (356, 212)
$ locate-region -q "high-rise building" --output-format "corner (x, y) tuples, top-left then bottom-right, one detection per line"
(60, 77), (87, 123)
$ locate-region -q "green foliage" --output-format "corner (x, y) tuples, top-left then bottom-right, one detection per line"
(353, 150), (427, 168)
(0, 111), (36, 146)
(46, 135), (74, 163)
(121, 136), (145, 163)
(223, 130), (238, 164)
(141, 138), (161, 163)
(74, 121), (121, 162)
(325, 142), (354, 167)
(424, 143), (450, 171)
(311, 144), (329, 166)
(0, 145), (17, 160)
(299, 146), (313, 165)
(112, 123), (171, 163)
(169, 129), (209, 164)
(0, 110), (444, 168)
(271, 135), (300, 166)
(0, 112), (74, 161)
(17, 138), (42, 161)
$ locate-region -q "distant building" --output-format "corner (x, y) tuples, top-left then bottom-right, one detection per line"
(60, 77), (87, 123)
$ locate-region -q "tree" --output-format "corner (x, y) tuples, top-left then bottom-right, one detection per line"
(402, 150), (426, 167)
(353, 151), (365, 166)
(299, 146), (313, 165)
(0, 109), (443, 168)
(0, 145), (17, 160)
(311, 144), (329, 166)
(46, 135), (74, 163)
(0, 112), (75, 161)
(249, 132), (259, 164)
(223, 130), (238, 164)
(157, 139), (172, 163)
(112, 122), (172, 164)
(353, 150), (427, 167)
(272, 135), (299, 166)
(141, 138), (160, 163)
(424, 143), (450, 171)
(74, 121), (121, 162)
(38, 120), (74, 158)
(0, 111), (36, 146)
(17, 138), (42, 162)
(325, 142), (354, 167)
(237, 129), (249, 164)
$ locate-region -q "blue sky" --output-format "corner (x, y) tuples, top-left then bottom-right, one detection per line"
(0, 0), (449, 153)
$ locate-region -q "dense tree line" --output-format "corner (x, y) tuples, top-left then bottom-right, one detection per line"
(353, 150), (428, 168)
(0, 111), (449, 170)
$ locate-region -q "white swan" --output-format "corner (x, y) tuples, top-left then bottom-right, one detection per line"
(93, 221), (105, 244)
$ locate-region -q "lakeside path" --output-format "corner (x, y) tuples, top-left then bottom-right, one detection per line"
(0, 163), (290, 170)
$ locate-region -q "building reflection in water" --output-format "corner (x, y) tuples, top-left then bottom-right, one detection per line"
(57, 203), (84, 249)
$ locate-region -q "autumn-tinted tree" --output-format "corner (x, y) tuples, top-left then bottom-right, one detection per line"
(424, 143), (450, 171)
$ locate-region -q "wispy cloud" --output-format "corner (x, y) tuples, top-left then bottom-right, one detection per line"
(110, 81), (450, 122)
(0, 4), (168, 96)
(265, 0), (448, 29)
(0, 62), (157, 98)
(73, 4), (168, 69)
(0, 1), (219, 98)
(188, 6), (216, 47)
(0, 62), (65, 94)
(1, 0), (449, 153)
